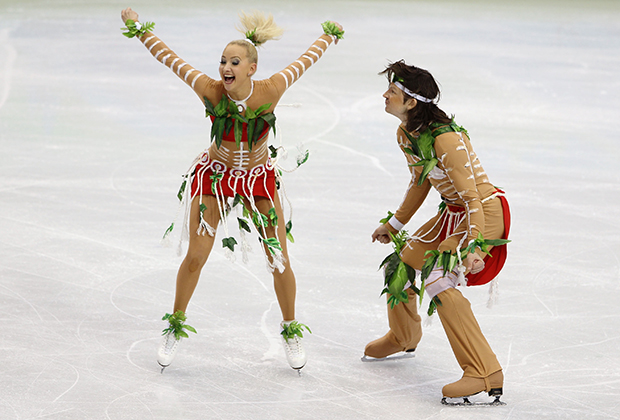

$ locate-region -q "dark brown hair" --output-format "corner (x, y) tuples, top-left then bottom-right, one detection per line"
(380, 60), (451, 133)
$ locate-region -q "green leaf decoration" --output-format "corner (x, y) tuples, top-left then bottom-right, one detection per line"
(281, 321), (312, 341)
(427, 296), (443, 316)
(261, 237), (282, 254)
(247, 119), (256, 147)
(234, 119), (243, 148)
(237, 217), (251, 233)
(177, 180), (187, 202)
(379, 210), (395, 225)
(321, 21), (345, 39)
(163, 223), (174, 239)
(162, 310), (197, 340)
(401, 127), (439, 186)
(285, 220), (295, 243)
(387, 261), (410, 297)
(203, 96), (216, 116)
(296, 149), (310, 167)
(252, 211), (269, 228)
(268, 207), (278, 226)
(379, 251), (395, 270)
(245, 29), (258, 45)
(222, 236), (237, 251)
(379, 231), (417, 308)
(269, 145), (278, 158)
(254, 103), (271, 115)
(242, 204), (251, 219)
(203, 95), (275, 151)
(210, 172), (223, 194)
(199, 203), (207, 216)
(232, 193), (244, 208)
(121, 19), (155, 38)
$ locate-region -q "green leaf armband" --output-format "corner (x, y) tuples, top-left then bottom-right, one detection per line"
(121, 19), (155, 38)
(321, 21), (344, 39)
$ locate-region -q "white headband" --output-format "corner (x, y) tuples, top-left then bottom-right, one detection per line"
(394, 81), (434, 104)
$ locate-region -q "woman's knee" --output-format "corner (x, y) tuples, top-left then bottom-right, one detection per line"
(185, 252), (208, 273)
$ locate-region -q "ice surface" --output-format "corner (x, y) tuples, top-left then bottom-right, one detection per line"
(1, 0), (619, 419)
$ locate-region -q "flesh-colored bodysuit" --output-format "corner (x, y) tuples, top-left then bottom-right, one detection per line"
(137, 30), (336, 271)
(367, 122), (510, 397)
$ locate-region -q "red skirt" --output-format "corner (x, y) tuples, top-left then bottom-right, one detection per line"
(189, 152), (276, 199)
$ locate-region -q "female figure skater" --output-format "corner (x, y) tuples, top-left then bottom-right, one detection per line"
(364, 60), (510, 404)
(120, 8), (343, 373)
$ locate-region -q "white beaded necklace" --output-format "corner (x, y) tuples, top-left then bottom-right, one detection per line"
(228, 80), (254, 112)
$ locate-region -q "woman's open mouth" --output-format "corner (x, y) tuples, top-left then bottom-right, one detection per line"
(224, 75), (235, 84)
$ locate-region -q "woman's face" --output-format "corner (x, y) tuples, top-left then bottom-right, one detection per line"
(219, 44), (257, 93)
(383, 83), (415, 122)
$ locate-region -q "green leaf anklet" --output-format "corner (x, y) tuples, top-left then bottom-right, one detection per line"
(281, 321), (312, 341)
(162, 310), (197, 340)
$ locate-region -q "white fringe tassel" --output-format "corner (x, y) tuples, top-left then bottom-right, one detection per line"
(487, 278), (500, 309)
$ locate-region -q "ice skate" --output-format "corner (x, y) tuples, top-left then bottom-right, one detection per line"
(363, 288), (422, 362)
(361, 348), (416, 362)
(441, 370), (505, 406)
(157, 310), (196, 373)
(362, 331), (416, 362)
(280, 320), (311, 374)
(157, 330), (180, 372)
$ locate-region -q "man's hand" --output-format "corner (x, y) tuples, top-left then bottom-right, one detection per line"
(371, 224), (391, 244)
(464, 251), (485, 274)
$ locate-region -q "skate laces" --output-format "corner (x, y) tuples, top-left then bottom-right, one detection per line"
(161, 310), (197, 340)
(280, 320), (312, 343)
(161, 331), (179, 354)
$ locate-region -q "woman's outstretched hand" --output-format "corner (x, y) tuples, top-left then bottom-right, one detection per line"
(121, 7), (139, 23)
(328, 21), (344, 44)
(371, 224), (391, 244)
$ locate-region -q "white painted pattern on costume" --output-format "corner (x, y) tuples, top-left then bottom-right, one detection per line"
(278, 72), (290, 89)
(295, 60), (306, 72)
(191, 73), (204, 89)
(154, 48), (167, 59)
(149, 40), (161, 52)
(302, 54), (316, 64)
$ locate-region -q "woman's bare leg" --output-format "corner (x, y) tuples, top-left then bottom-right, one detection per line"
(173, 195), (222, 313)
(252, 193), (296, 321)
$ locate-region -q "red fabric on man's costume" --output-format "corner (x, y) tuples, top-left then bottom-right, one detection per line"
(466, 195), (510, 286)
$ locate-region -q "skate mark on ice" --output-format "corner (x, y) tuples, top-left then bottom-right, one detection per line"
(293, 85), (340, 144)
(518, 335), (620, 368)
(290, 86), (392, 176)
(545, 388), (620, 419)
(260, 300), (281, 362)
(530, 246), (612, 317)
(0, 282), (46, 322)
(50, 362), (80, 404)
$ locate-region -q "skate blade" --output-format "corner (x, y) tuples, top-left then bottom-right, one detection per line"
(158, 362), (170, 374)
(361, 351), (415, 363)
(441, 395), (505, 407)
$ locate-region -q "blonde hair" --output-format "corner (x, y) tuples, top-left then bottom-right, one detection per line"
(231, 11), (284, 63)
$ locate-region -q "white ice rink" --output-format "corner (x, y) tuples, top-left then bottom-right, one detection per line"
(1, 0), (620, 418)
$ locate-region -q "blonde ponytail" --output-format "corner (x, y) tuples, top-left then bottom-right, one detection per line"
(229, 11), (284, 63)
